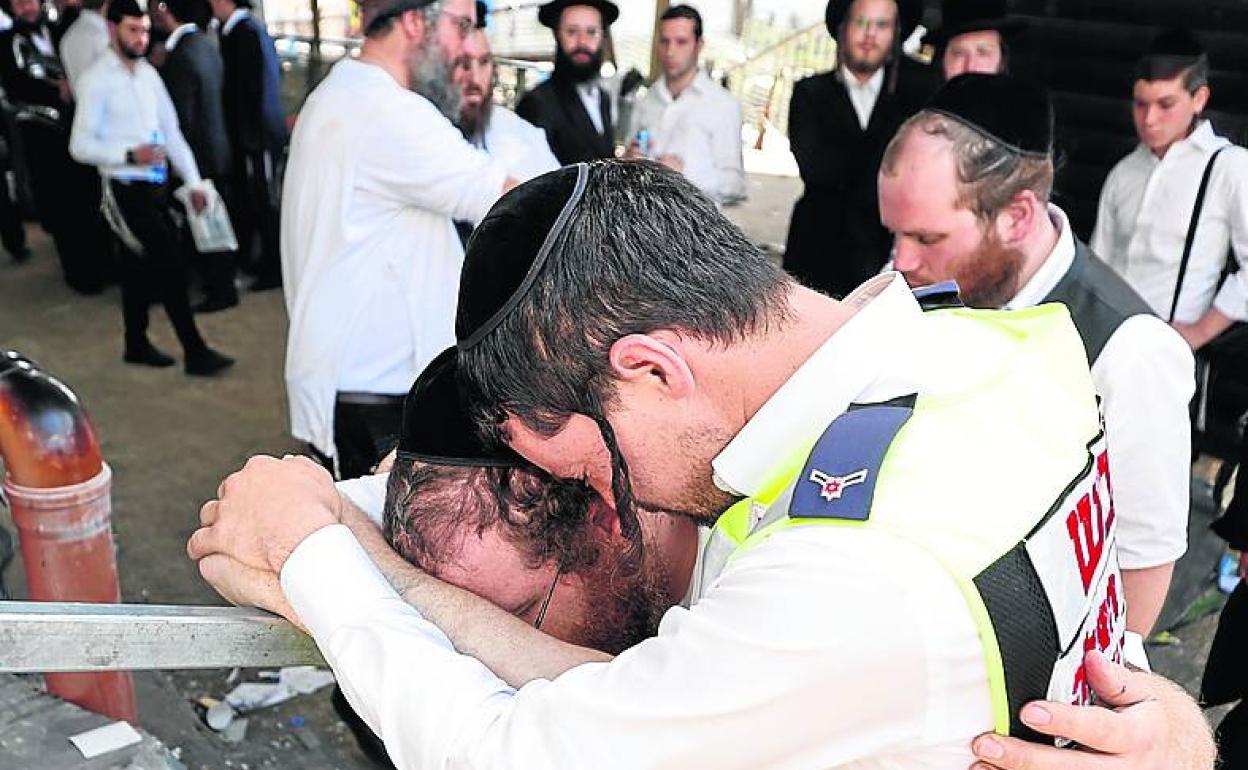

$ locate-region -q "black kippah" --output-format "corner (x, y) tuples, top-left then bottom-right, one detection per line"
(396, 347), (519, 467)
(455, 162), (589, 349)
(925, 73), (1053, 158)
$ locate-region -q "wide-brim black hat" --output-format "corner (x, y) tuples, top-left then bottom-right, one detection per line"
(402, 164), (593, 462)
(537, 0), (618, 29)
(924, 0), (1027, 49)
(825, 0), (923, 43)
(925, 73), (1053, 158)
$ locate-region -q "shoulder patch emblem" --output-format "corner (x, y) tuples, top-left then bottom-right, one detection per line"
(808, 468), (868, 501)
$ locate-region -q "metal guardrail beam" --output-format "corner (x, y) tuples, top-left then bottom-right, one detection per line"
(0, 602), (324, 673)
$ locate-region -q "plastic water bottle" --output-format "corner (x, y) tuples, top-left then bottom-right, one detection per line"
(1219, 552), (1241, 594)
(635, 129), (652, 158)
(147, 130), (167, 185)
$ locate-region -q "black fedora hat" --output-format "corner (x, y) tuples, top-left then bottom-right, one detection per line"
(825, 0), (923, 43)
(537, 0), (618, 29)
(924, 0), (1027, 50)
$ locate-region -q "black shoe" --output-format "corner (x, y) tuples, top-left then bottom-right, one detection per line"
(123, 342), (176, 368)
(185, 347), (235, 376)
(192, 295), (240, 314)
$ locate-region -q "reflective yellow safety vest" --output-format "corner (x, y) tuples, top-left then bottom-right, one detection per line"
(705, 296), (1126, 741)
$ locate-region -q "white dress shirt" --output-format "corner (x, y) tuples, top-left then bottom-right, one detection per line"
(69, 50), (202, 185)
(281, 58), (506, 462)
(282, 274), (1031, 770)
(470, 105), (560, 183)
(628, 70), (746, 204)
(1092, 121), (1248, 324)
(1007, 207), (1193, 569)
(840, 65), (883, 131)
(163, 22), (198, 53)
(59, 9), (109, 95)
(575, 80), (605, 135)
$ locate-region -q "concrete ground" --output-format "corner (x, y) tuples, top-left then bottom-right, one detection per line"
(0, 172), (1235, 767)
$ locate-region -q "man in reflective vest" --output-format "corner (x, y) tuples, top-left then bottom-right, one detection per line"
(191, 160), (1215, 770)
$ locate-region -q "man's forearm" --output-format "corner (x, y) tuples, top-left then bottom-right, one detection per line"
(338, 501), (610, 686)
(1121, 563), (1174, 636)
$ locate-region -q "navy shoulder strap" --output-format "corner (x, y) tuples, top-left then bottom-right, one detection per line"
(789, 397), (916, 521)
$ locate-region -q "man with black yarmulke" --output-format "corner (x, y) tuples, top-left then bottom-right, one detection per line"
(879, 73), (1194, 637)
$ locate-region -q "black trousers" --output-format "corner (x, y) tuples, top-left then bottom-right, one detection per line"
(22, 125), (110, 291)
(231, 149), (281, 285)
(330, 396), (404, 480)
(109, 180), (206, 354)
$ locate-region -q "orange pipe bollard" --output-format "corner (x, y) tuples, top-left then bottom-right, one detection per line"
(0, 351), (137, 722)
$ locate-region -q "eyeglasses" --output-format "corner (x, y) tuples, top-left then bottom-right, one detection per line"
(441, 8), (474, 38)
(560, 24), (603, 41)
(533, 566), (562, 630)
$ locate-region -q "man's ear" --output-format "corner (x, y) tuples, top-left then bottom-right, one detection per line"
(399, 7), (424, 39)
(1193, 85), (1211, 115)
(606, 333), (695, 399)
(996, 189), (1041, 246)
(586, 494), (624, 540)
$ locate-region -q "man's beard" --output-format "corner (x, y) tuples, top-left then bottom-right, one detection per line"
(842, 42), (890, 77)
(13, 15), (44, 33)
(949, 229), (1027, 309)
(553, 43), (603, 84)
(577, 534), (678, 654)
(409, 34), (461, 121)
(118, 40), (146, 60)
(632, 420), (739, 528)
(458, 91), (491, 140)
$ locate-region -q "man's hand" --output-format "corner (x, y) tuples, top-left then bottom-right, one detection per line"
(129, 144), (166, 165)
(187, 455), (342, 576)
(623, 141), (646, 160)
(197, 552), (305, 630)
(189, 189), (209, 214)
(969, 651), (1215, 770)
(1172, 307), (1233, 351)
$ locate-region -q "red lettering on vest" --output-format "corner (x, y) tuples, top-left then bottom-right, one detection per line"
(1069, 573), (1124, 705)
(1066, 450), (1116, 593)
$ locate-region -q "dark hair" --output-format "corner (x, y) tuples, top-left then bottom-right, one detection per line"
(459, 160), (792, 541)
(660, 3), (702, 39)
(1135, 53), (1209, 94)
(383, 457), (603, 574)
(106, 0), (143, 23)
(165, 0), (211, 28)
(939, 33), (1011, 76)
(82, 0), (107, 11)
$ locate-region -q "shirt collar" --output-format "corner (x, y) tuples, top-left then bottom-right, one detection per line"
(164, 22), (198, 51)
(1136, 119), (1227, 164)
(576, 80), (600, 97)
(1005, 205), (1076, 310)
(839, 64), (883, 97)
(222, 7), (249, 35)
(657, 70), (709, 102)
(711, 273), (923, 498)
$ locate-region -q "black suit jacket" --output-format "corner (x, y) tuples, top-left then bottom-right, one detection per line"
(219, 16), (285, 154)
(783, 61), (928, 298)
(516, 77), (613, 165)
(0, 26), (64, 110)
(161, 30), (231, 179)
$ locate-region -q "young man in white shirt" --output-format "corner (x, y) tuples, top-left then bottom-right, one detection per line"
(624, 4), (745, 205)
(281, 0), (514, 480)
(879, 74), (1193, 636)
(70, 0), (233, 375)
(1092, 28), (1248, 351)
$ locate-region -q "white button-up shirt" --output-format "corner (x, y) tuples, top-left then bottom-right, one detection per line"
(59, 8), (109, 95)
(281, 58), (506, 461)
(628, 70), (746, 204)
(1092, 120), (1248, 324)
(282, 274), (1036, 770)
(841, 64), (883, 130)
(468, 105), (560, 183)
(163, 22), (198, 53)
(1008, 208), (1193, 569)
(575, 80), (605, 135)
(69, 50), (202, 185)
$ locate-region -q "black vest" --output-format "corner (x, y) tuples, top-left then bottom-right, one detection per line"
(1043, 240), (1154, 365)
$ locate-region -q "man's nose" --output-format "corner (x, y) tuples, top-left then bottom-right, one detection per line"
(892, 239), (920, 272)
